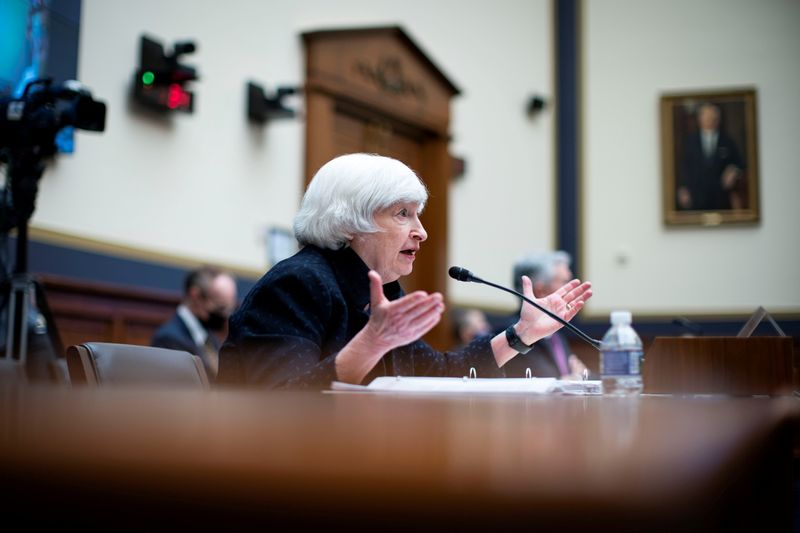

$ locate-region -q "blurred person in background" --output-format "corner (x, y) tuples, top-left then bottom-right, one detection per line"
(502, 251), (589, 380)
(152, 266), (238, 381)
(451, 307), (492, 348)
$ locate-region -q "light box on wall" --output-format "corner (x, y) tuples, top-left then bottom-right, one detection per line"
(132, 34), (198, 113)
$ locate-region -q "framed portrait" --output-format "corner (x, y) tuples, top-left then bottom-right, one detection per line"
(660, 88), (759, 226)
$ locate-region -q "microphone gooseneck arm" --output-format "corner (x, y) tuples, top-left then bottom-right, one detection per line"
(448, 266), (601, 350)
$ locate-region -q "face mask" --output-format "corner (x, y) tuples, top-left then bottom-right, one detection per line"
(201, 310), (227, 332)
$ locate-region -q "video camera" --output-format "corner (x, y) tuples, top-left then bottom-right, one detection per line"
(0, 78), (106, 159)
(0, 79), (105, 233)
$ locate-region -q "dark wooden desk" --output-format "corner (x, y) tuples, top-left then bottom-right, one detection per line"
(0, 386), (795, 531)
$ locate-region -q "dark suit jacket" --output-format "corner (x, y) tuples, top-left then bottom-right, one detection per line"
(487, 312), (571, 379)
(679, 130), (744, 211)
(218, 245), (504, 389)
(502, 332), (568, 378)
(151, 313), (220, 379)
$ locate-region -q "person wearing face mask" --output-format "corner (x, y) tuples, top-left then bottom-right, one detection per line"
(152, 266), (238, 381)
(218, 153), (592, 389)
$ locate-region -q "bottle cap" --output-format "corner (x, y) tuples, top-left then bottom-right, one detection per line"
(610, 310), (632, 326)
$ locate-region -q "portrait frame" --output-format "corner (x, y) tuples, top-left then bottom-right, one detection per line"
(660, 88), (759, 226)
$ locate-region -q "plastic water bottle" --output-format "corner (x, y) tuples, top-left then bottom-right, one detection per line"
(600, 310), (644, 396)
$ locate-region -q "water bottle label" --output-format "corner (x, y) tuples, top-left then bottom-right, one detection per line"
(601, 350), (643, 376)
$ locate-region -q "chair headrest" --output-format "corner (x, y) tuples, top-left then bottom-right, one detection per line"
(67, 343), (208, 388)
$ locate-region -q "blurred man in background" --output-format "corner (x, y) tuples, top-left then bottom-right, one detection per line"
(152, 266), (237, 381)
(502, 251), (588, 379)
(451, 307), (492, 349)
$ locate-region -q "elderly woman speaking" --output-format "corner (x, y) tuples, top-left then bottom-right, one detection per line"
(218, 153), (592, 389)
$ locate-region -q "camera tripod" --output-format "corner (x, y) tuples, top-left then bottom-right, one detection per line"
(0, 77), (104, 378)
(0, 158), (63, 379)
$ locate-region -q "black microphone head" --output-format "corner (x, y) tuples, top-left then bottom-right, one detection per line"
(448, 266), (474, 282)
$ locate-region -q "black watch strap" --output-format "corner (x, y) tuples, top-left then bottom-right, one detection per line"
(505, 325), (533, 354)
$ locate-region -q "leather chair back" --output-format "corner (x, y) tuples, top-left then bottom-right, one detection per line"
(66, 342), (209, 388)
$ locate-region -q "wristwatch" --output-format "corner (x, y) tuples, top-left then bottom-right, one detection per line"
(505, 325), (533, 354)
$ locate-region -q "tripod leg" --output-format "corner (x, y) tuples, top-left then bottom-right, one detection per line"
(4, 277), (31, 361)
(18, 281), (29, 361)
(4, 284), (15, 359)
(33, 279), (64, 357)
(1, 277), (59, 381)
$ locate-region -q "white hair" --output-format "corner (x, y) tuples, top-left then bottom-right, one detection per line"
(293, 153), (428, 249)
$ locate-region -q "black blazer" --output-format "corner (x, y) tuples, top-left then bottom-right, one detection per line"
(679, 130), (744, 210)
(502, 333), (566, 378)
(218, 245), (504, 389)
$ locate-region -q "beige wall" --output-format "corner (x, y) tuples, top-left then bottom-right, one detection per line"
(33, 0), (553, 309)
(582, 0), (800, 317)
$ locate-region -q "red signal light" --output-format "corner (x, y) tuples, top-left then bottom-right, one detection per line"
(167, 83), (191, 110)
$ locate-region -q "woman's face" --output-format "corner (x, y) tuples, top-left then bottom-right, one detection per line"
(350, 202), (427, 283)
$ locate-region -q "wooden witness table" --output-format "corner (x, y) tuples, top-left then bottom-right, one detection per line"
(0, 385), (796, 531)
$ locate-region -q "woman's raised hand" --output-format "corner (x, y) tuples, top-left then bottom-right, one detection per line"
(515, 275), (592, 344)
(364, 270), (444, 352)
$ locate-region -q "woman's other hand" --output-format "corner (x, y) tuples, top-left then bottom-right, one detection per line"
(515, 275), (592, 345)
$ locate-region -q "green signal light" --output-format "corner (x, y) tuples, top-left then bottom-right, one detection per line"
(142, 71), (155, 85)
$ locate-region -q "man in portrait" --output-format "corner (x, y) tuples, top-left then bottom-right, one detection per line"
(677, 103), (745, 211)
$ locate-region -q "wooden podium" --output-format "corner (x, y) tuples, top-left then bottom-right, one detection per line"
(642, 336), (795, 395)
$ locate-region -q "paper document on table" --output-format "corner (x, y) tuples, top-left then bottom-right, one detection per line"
(330, 376), (601, 395)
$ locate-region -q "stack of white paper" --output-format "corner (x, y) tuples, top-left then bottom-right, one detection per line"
(331, 376), (601, 395)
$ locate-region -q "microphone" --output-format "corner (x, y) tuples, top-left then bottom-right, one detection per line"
(672, 316), (703, 336)
(448, 266), (601, 349)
